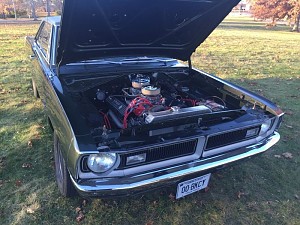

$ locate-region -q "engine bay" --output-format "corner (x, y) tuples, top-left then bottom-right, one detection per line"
(80, 71), (239, 131)
(59, 69), (274, 147)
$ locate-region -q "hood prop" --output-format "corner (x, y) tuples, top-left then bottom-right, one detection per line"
(188, 58), (192, 75)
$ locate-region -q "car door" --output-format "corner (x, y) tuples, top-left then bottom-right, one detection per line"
(32, 21), (53, 106)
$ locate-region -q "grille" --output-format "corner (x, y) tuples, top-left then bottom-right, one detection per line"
(118, 139), (198, 169)
(205, 126), (261, 150)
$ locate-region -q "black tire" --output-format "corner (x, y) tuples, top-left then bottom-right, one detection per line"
(32, 78), (39, 98)
(53, 132), (77, 197)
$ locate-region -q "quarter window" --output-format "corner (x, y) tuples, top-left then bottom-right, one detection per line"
(37, 22), (52, 60)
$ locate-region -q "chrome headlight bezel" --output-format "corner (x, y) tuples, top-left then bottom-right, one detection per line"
(87, 152), (118, 173)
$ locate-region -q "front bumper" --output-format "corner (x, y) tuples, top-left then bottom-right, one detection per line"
(70, 132), (280, 198)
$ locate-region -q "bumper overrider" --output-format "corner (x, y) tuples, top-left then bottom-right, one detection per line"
(70, 132), (280, 198)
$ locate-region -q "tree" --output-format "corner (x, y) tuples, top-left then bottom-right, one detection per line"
(252, 0), (300, 32)
(289, 0), (300, 32)
(29, 0), (37, 20)
(251, 0), (292, 25)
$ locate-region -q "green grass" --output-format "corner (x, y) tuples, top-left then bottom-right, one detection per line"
(0, 16), (300, 225)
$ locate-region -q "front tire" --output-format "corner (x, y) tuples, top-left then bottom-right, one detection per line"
(53, 132), (77, 197)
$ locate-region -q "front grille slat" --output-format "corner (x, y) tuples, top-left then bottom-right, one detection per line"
(205, 126), (261, 150)
(118, 139), (198, 169)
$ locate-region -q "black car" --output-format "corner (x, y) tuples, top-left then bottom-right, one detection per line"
(26, 0), (283, 198)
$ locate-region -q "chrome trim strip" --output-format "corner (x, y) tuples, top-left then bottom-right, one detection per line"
(70, 132), (280, 195)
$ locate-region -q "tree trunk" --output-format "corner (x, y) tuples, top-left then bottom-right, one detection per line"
(271, 17), (276, 26)
(292, 13), (300, 32)
(12, 0), (17, 20)
(30, 0), (37, 21)
(46, 0), (50, 17)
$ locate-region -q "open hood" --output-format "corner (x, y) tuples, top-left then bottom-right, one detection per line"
(57, 0), (240, 66)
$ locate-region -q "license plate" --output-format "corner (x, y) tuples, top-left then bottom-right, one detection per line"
(176, 173), (211, 199)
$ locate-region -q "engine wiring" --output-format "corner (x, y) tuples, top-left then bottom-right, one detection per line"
(99, 111), (111, 129)
(181, 98), (197, 106)
(123, 97), (153, 128)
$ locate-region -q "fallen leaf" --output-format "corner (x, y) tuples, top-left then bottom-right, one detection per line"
(15, 180), (22, 187)
(82, 199), (87, 207)
(27, 140), (33, 148)
(249, 82), (258, 86)
(26, 208), (35, 214)
(22, 163), (32, 168)
(294, 194), (299, 200)
(215, 173), (224, 178)
(285, 125), (293, 129)
(237, 191), (245, 199)
(145, 220), (154, 225)
(274, 155), (281, 158)
(34, 134), (41, 139)
(282, 152), (293, 159)
(75, 207), (82, 214)
(168, 193), (176, 201)
(113, 200), (118, 206)
(76, 211), (85, 222)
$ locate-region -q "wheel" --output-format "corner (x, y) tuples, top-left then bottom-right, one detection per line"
(53, 132), (77, 197)
(32, 78), (39, 98)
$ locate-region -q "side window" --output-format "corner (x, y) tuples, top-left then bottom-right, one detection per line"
(37, 22), (52, 60)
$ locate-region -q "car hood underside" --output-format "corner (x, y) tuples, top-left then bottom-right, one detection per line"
(57, 0), (240, 66)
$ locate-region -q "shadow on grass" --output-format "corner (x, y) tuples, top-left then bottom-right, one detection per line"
(219, 20), (292, 32)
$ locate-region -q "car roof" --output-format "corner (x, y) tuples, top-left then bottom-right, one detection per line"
(43, 16), (61, 26)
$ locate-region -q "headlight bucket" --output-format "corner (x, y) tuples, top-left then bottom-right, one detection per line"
(87, 152), (117, 173)
(259, 119), (273, 135)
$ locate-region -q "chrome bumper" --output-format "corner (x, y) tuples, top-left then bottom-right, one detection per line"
(70, 132), (280, 198)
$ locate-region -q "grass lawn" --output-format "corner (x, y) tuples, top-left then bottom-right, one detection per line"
(0, 16), (300, 225)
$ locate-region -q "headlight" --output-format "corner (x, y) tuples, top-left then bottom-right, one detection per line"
(87, 152), (117, 173)
(259, 119), (272, 135)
